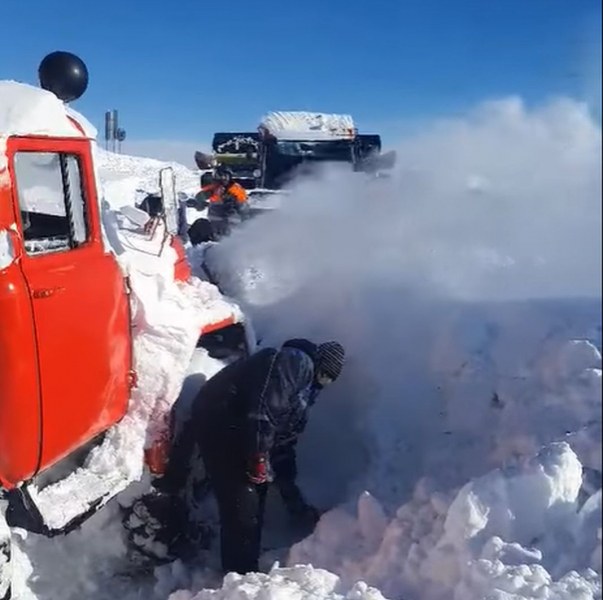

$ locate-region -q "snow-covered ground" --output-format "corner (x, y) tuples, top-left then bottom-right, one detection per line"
(6, 92), (602, 600)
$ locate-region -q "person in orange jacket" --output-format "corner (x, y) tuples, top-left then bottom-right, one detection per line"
(197, 165), (249, 238)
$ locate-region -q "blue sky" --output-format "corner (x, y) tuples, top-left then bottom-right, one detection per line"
(2, 0), (600, 165)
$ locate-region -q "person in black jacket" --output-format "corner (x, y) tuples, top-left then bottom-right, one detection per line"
(159, 338), (345, 574)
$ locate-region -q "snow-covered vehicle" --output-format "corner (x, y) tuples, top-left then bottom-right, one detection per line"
(184, 112), (394, 245)
(0, 52), (253, 598)
(196, 111), (396, 193)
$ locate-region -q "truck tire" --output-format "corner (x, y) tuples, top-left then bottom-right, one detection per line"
(121, 489), (212, 567)
(0, 505), (11, 600)
(122, 489), (192, 565)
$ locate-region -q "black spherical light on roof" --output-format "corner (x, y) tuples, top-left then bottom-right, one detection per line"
(38, 51), (89, 103)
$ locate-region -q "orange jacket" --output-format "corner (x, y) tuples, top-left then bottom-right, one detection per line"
(200, 182), (248, 204)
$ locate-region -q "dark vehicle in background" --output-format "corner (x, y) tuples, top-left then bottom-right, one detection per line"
(195, 111), (396, 192)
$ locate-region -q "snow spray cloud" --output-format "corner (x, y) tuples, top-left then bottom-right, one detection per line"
(208, 97), (602, 507)
(216, 96), (601, 304)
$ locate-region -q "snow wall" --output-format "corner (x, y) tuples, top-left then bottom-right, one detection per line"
(198, 96), (602, 600)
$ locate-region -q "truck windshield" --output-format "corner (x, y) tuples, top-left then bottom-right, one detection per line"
(275, 140), (353, 162)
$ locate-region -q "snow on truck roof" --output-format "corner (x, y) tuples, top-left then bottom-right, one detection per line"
(259, 110), (356, 141)
(0, 80), (96, 139)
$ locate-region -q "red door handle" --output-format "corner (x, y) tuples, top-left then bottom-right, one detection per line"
(32, 286), (65, 299)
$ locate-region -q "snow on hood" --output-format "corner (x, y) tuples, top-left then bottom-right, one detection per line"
(0, 81), (86, 138)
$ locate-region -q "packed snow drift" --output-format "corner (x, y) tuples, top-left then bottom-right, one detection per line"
(6, 94), (602, 600)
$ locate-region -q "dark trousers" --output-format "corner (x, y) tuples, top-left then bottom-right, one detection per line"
(208, 205), (231, 239)
(162, 415), (269, 574)
(201, 442), (268, 574)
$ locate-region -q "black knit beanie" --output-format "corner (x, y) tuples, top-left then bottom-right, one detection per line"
(316, 341), (345, 381)
(282, 338), (318, 358)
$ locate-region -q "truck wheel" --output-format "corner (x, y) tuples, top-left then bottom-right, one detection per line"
(121, 491), (177, 567)
(122, 486), (214, 568)
(122, 490), (205, 566)
(0, 507), (11, 600)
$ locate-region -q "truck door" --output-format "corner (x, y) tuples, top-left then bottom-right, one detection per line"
(0, 199), (41, 489)
(8, 137), (132, 473)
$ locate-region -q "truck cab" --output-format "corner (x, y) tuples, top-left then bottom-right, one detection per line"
(201, 111), (396, 193)
(1, 52), (252, 598)
(0, 83), (133, 492)
(210, 132), (262, 190)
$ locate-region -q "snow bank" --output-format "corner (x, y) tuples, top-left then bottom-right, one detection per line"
(289, 443), (601, 600)
(96, 148), (200, 210)
(169, 565), (386, 600)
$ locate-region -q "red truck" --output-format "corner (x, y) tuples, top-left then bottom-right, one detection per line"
(0, 52), (251, 598)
